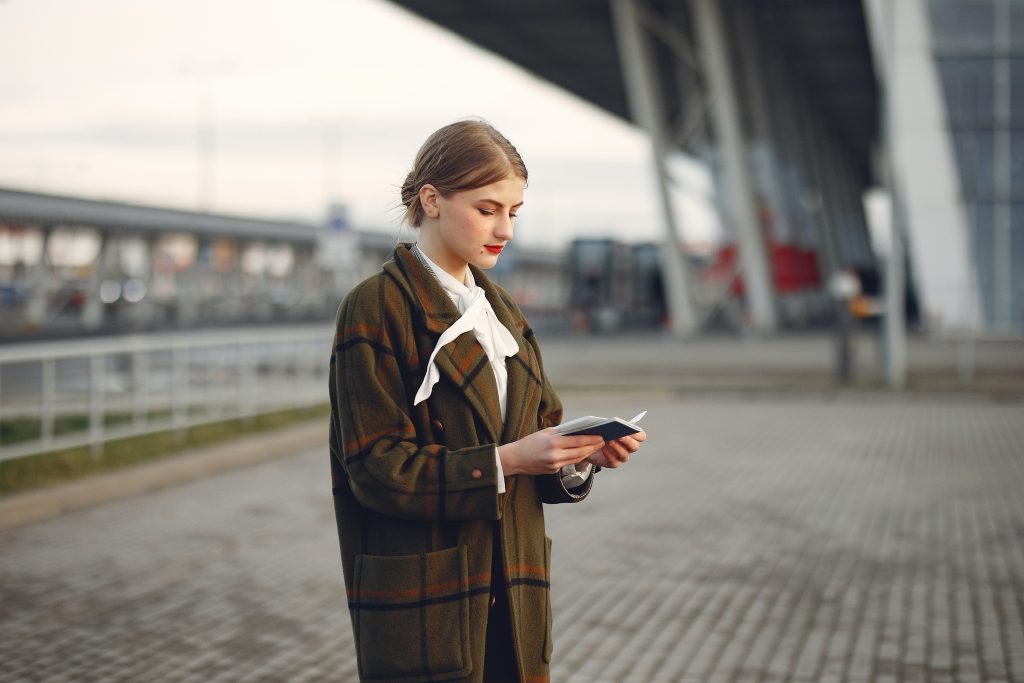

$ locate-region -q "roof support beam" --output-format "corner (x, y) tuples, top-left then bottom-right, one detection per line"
(633, 6), (711, 153)
(732, 5), (790, 248)
(690, 0), (778, 334)
(609, 0), (698, 337)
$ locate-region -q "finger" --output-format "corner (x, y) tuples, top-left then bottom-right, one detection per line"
(610, 437), (634, 451)
(631, 430), (647, 442)
(555, 434), (606, 448)
(598, 446), (622, 468)
(614, 436), (640, 453)
(591, 448), (612, 468)
(602, 448), (627, 467)
(605, 440), (628, 458)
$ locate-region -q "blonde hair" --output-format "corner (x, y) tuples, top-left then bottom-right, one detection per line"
(400, 119), (528, 227)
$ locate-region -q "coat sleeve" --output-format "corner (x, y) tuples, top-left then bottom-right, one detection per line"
(504, 291), (594, 505)
(331, 280), (501, 522)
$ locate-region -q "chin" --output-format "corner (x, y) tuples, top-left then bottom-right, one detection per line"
(471, 252), (501, 269)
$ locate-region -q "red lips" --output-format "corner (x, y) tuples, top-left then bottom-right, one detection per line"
(484, 245), (504, 254)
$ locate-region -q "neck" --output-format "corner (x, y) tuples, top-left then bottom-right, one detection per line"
(414, 237), (468, 284)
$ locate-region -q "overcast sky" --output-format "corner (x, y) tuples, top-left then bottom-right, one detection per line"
(0, 0), (721, 248)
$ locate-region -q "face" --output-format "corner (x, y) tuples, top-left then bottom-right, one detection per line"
(417, 174), (524, 281)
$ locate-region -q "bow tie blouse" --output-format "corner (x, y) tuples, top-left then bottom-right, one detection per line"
(410, 244), (591, 492)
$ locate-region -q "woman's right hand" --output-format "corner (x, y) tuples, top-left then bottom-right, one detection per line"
(497, 428), (605, 476)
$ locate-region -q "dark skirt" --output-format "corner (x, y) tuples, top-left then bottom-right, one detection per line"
(483, 526), (521, 683)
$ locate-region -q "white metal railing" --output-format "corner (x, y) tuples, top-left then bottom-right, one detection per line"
(0, 325), (334, 463)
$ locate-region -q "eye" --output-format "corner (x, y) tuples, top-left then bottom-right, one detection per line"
(510, 213), (518, 219)
(478, 209), (494, 216)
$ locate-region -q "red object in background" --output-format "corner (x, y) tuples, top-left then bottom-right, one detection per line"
(706, 244), (744, 296)
(705, 242), (822, 296)
(772, 244), (799, 293)
(804, 249), (821, 288)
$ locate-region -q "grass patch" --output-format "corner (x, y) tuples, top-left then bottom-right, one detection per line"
(0, 403), (330, 497)
(0, 417), (42, 444)
(1, 409), (180, 445)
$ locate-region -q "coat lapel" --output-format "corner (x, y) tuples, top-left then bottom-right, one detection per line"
(384, 244), (504, 443)
(465, 262), (544, 444)
(435, 332), (503, 443)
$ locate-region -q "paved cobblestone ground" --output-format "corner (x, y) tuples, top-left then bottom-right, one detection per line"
(2, 393), (1023, 682)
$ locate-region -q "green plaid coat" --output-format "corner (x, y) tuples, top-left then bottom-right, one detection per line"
(329, 243), (593, 683)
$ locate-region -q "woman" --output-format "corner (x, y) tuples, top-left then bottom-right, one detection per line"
(329, 119), (645, 683)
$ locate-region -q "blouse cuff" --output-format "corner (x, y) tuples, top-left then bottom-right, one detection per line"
(559, 462), (593, 490)
(494, 448), (506, 494)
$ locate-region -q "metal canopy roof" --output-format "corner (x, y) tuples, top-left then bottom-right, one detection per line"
(387, 0), (877, 183)
(0, 188), (319, 243)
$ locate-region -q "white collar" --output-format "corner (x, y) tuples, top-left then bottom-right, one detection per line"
(413, 243), (475, 296)
(410, 242), (519, 411)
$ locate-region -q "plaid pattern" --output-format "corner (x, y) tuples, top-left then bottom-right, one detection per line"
(329, 243), (592, 683)
(350, 546), (478, 679)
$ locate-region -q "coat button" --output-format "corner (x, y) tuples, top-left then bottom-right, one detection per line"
(471, 468), (483, 480)
(431, 418), (445, 433)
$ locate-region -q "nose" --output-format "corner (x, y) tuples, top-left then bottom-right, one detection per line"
(494, 213), (515, 241)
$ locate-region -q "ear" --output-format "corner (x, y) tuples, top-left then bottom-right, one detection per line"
(418, 184), (440, 219)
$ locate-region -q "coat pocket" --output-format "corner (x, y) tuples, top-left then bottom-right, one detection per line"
(543, 536), (554, 663)
(352, 545), (473, 682)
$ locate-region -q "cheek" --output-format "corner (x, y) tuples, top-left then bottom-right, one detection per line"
(460, 217), (486, 240)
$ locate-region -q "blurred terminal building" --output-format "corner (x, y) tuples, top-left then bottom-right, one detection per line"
(0, 190), (566, 341)
(383, 0), (1023, 338)
(0, 0), (1021, 342)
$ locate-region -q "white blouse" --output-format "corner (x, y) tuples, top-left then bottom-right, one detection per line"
(411, 244), (592, 492)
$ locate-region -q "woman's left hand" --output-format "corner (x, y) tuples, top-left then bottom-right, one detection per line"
(587, 430), (646, 469)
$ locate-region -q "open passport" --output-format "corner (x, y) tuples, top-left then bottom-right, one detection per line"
(553, 410), (647, 441)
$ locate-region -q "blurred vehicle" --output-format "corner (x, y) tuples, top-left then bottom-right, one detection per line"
(567, 238), (666, 333)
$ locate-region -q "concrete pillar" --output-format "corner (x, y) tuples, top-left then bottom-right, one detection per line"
(24, 226), (55, 329)
(130, 235), (159, 329)
(176, 268), (199, 329)
(81, 230), (116, 331)
(863, 0), (978, 332)
(609, 0), (698, 337)
(863, 0), (904, 387)
(885, 175), (908, 388)
(690, 0), (777, 334)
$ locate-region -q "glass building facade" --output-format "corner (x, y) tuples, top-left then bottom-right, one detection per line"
(928, 0), (1024, 331)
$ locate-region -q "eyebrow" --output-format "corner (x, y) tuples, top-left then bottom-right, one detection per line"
(478, 198), (524, 208)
